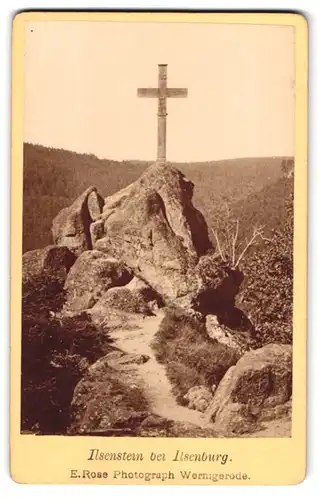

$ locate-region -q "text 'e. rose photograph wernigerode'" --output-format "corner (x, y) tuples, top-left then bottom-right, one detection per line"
(21, 21), (294, 438)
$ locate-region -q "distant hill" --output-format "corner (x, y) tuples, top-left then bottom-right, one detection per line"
(227, 175), (294, 242)
(22, 143), (293, 252)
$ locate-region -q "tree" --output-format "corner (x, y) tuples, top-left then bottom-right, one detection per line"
(211, 203), (272, 269)
(281, 158), (294, 178)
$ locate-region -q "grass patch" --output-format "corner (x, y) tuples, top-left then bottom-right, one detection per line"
(100, 288), (153, 315)
(152, 307), (239, 403)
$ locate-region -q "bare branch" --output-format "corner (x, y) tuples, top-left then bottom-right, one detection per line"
(231, 219), (239, 267)
(212, 227), (226, 262)
(253, 225), (265, 234)
(254, 228), (273, 243)
(211, 211), (271, 269)
(209, 249), (220, 261)
(260, 235), (273, 243)
(225, 223), (233, 261)
(234, 227), (264, 268)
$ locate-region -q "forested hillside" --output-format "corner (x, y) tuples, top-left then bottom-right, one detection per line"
(23, 143), (291, 252)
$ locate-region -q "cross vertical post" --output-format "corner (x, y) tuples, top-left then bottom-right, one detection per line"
(137, 64), (188, 165)
(157, 64), (167, 164)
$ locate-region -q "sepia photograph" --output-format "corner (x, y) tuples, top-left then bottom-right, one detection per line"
(20, 18), (295, 440)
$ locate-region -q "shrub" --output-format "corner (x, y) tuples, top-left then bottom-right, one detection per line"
(22, 274), (65, 318)
(152, 307), (239, 402)
(196, 253), (230, 289)
(21, 276), (111, 434)
(239, 194), (293, 345)
(185, 342), (238, 386)
(21, 348), (88, 434)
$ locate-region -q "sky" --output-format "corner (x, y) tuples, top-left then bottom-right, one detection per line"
(24, 21), (295, 162)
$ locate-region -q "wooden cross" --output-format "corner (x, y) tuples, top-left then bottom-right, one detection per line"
(137, 64), (188, 164)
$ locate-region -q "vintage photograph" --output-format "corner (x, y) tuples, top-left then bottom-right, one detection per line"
(21, 20), (294, 438)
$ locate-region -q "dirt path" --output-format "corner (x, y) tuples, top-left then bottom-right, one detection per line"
(109, 312), (212, 428)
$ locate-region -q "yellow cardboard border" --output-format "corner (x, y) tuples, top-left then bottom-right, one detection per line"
(10, 11), (308, 485)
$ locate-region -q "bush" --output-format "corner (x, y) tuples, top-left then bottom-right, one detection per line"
(239, 194), (293, 345)
(21, 276), (111, 434)
(152, 307), (239, 402)
(196, 253), (232, 289)
(22, 274), (66, 318)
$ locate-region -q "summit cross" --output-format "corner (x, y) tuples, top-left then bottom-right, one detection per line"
(137, 64), (188, 164)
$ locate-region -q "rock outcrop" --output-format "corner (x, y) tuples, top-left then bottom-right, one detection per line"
(64, 250), (132, 311)
(50, 164), (212, 305)
(205, 343), (292, 435)
(92, 163), (211, 303)
(51, 164), (213, 306)
(22, 245), (76, 288)
(52, 187), (104, 256)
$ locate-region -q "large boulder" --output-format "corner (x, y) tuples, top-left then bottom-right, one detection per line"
(183, 385), (213, 412)
(93, 164), (211, 303)
(22, 245), (76, 288)
(206, 343), (292, 436)
(68, 361), (149, 435)
(52, 187), (104, 256)
(64, 250), (132, 311)
(92, 277), (162, 317)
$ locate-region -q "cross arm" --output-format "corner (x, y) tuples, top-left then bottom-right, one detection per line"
(166, 88), (188, 98)
(137, 88), (159, 98)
